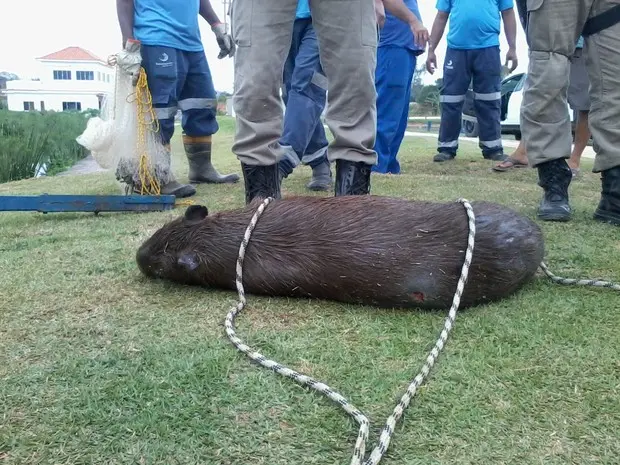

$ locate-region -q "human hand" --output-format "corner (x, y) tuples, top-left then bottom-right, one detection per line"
(426, 50), (437, 74)
(114, 39), (142, 86)
(410, 21), (429, 49)
(375, 0), (386, 28)
(212, 22), (235, 59)
(505, 47), (518, 72)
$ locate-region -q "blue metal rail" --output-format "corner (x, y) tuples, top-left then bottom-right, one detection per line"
(0, 194), (177, 214)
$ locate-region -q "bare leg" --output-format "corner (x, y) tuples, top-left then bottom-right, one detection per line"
(568, 110), (590, 172)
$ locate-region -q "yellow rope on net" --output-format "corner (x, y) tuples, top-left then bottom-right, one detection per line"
(129, 67), (196, 208)
(134, 67), (161, 196)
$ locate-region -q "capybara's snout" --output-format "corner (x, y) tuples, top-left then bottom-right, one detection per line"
(135, 239), (171, 279)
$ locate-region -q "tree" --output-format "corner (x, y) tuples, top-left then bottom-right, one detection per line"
(0, 72), (19, 110)
(216, 91), (232, 104)
(0, 71), (19, 81)
(415, 84), (440, 116)
(410, 64), (426, 102)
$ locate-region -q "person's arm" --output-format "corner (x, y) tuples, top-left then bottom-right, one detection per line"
(381, 0), (429, 47)
(502, 8), (517, 52)
(116, 0), (135, 47)
(375, 0), (386, 28)
(501, 6), (518, 71)
(425, 10), (449, 74)
(199, 0), (235, 59)
(428, 11), (449, 56)
(381, 0), (417, 24)
(114, 0), (141, 86)
(199, 0), (222, 26)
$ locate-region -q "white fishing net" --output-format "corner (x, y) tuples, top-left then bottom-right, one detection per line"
(76, 56), (172, 195)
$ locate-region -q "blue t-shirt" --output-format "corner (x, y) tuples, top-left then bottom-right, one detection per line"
(379, 0), (425, 54)
(133, 0), (204, 52)
(436, 0), (514, 50)
(296, 0), (311, 19)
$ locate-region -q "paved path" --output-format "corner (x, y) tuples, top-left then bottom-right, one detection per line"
(56, 154), (108, 176)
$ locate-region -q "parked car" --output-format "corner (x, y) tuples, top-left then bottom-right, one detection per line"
(461, 72), (576, 140)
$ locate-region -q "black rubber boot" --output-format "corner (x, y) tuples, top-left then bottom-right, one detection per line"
(334, 159), (371, 196)
(536, 158), (573, 222)
(483, 150), (508, 161)
(160, 179), (196, 197)
(241, 163), (282, 205)
(433, 151), (456, 162)
(184, 135), (240, 184)
(307, 159), (332, 192)
(593, 165), (620, 226)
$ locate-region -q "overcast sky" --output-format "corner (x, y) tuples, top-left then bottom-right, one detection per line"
(1, 0), (530, 91)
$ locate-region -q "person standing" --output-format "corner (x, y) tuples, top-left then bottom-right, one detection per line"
(373, 0), (425, 174)
(519, 0), (620, 225)
(115, 0), (239, 198)
(230, 0), (429, 204)
(426, 0), (518, 163)
(493, 37), (592, 178)
(277, 0), (332, 192)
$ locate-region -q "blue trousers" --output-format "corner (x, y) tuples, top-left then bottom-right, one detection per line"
(374, 46), (417, 174)
(278, 18), (329, 177)
(140, 45), (218, 145)
(438, 46), (503, 158)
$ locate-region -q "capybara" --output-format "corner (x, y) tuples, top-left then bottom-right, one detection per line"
(136, 195), (545, 309)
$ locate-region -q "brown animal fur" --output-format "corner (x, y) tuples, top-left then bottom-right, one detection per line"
(136, 195), (545, 309)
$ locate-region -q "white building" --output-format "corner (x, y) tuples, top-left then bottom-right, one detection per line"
(4, 46), (115, 112)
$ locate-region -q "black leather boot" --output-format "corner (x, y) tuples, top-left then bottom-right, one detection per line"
(536, 158), (572, 221)
(334, 159), (372, 196)
(241, 163), (282, 205)
(593, 165), (620, 226)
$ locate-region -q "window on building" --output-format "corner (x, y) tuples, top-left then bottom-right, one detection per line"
(62, 101), (82, 112)
(23, 101), (35, 111)
(40, 101), (45, 111)
(53, 70), (71, 80)
(97, 71), (101, 81)
(76, 71), (94, 81)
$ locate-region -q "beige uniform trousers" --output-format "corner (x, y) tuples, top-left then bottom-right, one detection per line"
(230, 0), (378, 166)
(521, 0), (620, 172)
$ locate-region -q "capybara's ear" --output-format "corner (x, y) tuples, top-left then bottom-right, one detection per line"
(178, 252), (200, 271)
(184, 205), (209, 221)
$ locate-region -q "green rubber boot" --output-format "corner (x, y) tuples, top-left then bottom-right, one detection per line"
(184, 135), (240, 184)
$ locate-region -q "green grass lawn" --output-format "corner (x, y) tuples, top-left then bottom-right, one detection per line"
(1, 116), (619, 464)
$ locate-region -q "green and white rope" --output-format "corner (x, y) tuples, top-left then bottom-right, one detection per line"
(223, 197), (619, 465)
(538, 261), (620, 290)
(224, 197), (475, 465)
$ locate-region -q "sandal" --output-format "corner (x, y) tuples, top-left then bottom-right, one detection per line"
(492, 156), (529, 172)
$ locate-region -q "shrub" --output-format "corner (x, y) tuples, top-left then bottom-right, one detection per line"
(0, 109), (89, 183)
